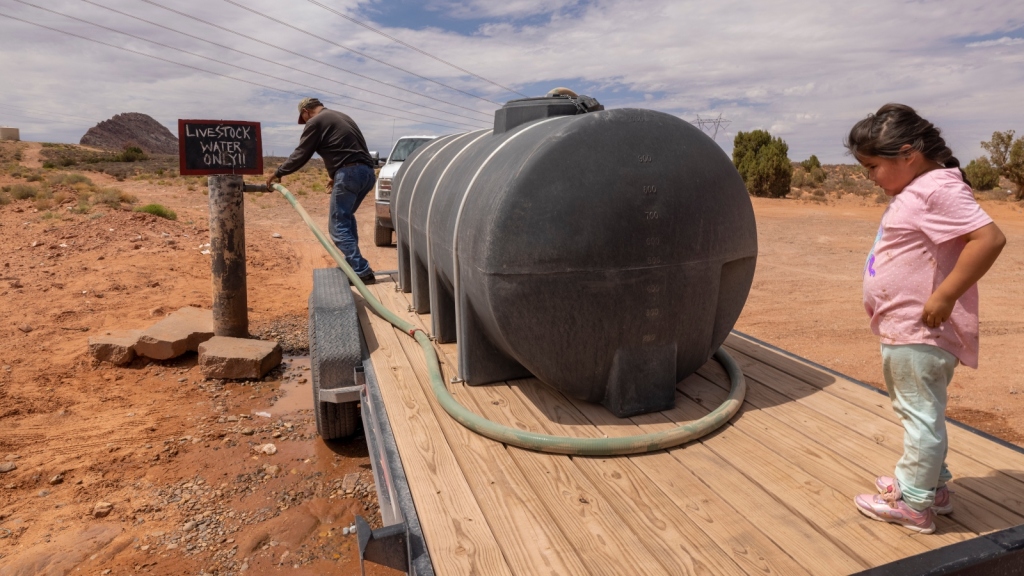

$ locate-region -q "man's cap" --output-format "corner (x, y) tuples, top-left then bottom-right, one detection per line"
(297, 97), (323, 124)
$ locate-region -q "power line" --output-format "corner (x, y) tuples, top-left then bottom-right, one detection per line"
(136, 0), (493, 117)
(691, 113), (731, 140)
(0, 102), (99, 124)
(304, 0), (527, 99)
(218, 0), (501, 105)
(0, 11), (470, 131)
(78, 0), (492, 124)
(14, 1), (486, 129)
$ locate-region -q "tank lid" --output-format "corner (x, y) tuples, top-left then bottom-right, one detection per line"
(493, 95), (603, 134)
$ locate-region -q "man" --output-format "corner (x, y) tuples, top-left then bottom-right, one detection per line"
(266, 97), (378, 284)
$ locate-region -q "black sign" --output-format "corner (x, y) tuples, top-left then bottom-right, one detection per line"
(178, 120), (263, 176)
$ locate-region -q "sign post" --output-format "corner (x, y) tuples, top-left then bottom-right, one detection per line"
(178, 120), (263, 338)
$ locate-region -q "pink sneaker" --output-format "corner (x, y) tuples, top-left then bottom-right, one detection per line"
(875, 476), (953, 515)
(854, 491), (936, 533)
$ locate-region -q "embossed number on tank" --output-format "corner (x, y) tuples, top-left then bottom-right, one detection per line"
(642, 334), (656, 343)
(645, 211), (659, 220)
(645, 237), (660, 246)
(645, 308), (660, 318)
(638, 154), (652, 163)
(643, 185), (657, 196)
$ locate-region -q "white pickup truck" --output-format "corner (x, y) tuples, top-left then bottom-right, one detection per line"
(373, 135), (437, 246)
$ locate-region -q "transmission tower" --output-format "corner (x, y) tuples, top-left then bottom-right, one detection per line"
(691, 113), (731, 140)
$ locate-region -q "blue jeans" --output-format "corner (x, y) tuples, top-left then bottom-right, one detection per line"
(881, 343), (958, 511)
(329, 164), (376, 277)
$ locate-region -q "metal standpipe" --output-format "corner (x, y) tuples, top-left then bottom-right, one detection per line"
(207, 174), (248, 337)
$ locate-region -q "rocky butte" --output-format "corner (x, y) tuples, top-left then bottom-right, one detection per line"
(80, 112), (178, 154)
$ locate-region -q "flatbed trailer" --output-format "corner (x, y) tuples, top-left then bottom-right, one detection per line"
(326, 273), (1024, 575)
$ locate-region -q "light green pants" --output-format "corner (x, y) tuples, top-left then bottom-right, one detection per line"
(881, 343), (958, 511)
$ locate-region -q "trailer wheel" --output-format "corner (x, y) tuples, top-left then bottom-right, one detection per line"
(309, 268), (363, 440)
(373, 220), (393, 247)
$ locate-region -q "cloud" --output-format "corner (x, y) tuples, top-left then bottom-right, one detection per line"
(966, 36), (1024, 48)
(1, 0), (1023, 163)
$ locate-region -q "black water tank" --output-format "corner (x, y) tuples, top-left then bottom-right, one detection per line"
(391, 98), (757, 417)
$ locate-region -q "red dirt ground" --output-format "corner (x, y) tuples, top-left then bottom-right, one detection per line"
(0, 141), (1022, 575)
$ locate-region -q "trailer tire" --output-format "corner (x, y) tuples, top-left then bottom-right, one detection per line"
(373, 220), (393, 247)
(309, 268), (362, 440)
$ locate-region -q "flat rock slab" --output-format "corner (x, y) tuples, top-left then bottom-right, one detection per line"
(198, 336), (282, 380)
(88, 329), (141, 365)
(135, 307), (214, 360)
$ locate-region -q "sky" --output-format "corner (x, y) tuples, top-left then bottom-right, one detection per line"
(1, 0), (1023, 164)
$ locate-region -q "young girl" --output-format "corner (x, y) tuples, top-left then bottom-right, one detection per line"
(847, 104), (1006, 534)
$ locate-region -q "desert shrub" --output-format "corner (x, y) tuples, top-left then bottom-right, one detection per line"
(115, 146), (147, 162)
(48, 172), (93, 187)
(792, 168), (806, 188)
(733, 130), (793, 198)
(41, 211), (59, 219)
(25, 172), (44, 182)
(0, 192), (10, 205)
(42, 161), (56, 169)
(964, 157), (1000, 191)
(35, 198), (53, 211)
(808, 166), (827, 186)
(41, 142), (60, 148)
(10, 183), (41, 200)
(13, 150), (22, 161)
(800, 155), (822, 172)
(94, 187), (137, 207)
(135, 203), (177, 220)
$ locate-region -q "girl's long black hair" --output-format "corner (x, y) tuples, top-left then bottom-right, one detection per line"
(845, 103), (971, 187)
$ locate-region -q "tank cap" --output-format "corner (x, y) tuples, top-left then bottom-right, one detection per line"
(493, 95), (603, 134)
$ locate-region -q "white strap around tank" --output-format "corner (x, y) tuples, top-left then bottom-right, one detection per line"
(451, 116), (569, 370)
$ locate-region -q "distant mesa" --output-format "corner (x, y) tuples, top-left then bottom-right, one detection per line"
(80, 112), (177, 155)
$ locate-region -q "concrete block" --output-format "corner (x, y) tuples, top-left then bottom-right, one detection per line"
(0, 127), (19, 142)
(88, 329), (141, 365)
(135, 307), (214, 360)
(198, 336), (282, 380)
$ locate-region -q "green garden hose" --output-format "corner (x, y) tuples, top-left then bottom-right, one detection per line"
(271, 183), (746, 455)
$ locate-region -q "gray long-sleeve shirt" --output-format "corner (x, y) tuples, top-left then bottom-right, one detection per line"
(274, 109), (373, 178)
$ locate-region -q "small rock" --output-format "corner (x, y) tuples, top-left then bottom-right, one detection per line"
(271, 233), (282, 239)
(17, 325), (33, 333)
(264, 465), (280, 476)
(183, 521), (196, 532)
(226, 416), (238, 422)
(0, 462), (16, 473)
(166, 543), (178, 550)
(93, 501), (114, 518)
(38, 489), (50, 497)
(260, 444), (277, 455)
(49, 474), (64, 485)
(9, 280), (22, 289)
(150, 307), (165, 317)
(240, 427), (254, 436)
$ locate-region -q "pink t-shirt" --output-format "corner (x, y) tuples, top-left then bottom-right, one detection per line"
(863, 168), (992, 368)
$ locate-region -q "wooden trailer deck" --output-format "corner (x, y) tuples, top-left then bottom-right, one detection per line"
(354, 276), (1024, 575)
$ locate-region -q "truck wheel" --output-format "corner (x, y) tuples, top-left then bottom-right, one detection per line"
(374, 220), (393, 247)
(309, 268), (363, 440)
